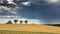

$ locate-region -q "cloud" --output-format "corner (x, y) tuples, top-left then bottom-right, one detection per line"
(0, 0), (60, 24)
(30, 0), (48, 5)
(29, 0), (60, 5)
(0, 0), (17, 15)
(14, 0), (60, 24)
(7, 0), (14, 4)
(0, 0), (22, 15)
(0, 6), (17, 14)
(21, 1), (30, 6)
(0, 15), (22, 19)
(47, 0), (59, 3)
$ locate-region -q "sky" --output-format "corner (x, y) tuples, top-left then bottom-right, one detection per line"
(0, 0), (60, 24)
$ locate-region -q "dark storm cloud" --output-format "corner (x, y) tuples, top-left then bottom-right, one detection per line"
(15, 0), (60, 24)
(0, 0), (60, 24)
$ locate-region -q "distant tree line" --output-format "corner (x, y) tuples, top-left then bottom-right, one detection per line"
(6, 19), (28, 24)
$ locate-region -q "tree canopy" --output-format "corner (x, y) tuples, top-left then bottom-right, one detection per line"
(6, 20), (12, 24)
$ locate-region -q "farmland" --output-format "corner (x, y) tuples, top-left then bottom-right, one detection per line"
(0, 24), (60, 34)
(0, 30), (57, 34)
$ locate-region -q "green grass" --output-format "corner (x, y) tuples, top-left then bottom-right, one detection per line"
(0, 30), (58, 34)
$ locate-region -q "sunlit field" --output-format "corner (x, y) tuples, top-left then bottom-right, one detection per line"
(0, 24), (60, 34)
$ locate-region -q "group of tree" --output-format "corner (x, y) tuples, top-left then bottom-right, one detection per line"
(6, 19), (28, 24)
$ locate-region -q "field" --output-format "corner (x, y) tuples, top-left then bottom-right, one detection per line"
(0, 24), (60, 34)
(0, 30), (57, 34)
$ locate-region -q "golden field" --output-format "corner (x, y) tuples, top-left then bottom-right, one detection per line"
(0, 24), (60, 34)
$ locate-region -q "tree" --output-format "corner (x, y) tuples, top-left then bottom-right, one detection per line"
(20, 20), (23, 24)
(14, 19), (18, 24)
(6, 20), (12, 24)
(25, 20), (28, 24)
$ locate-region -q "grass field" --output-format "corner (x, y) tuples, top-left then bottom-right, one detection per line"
(0, 30), (57, 34)
(0, 24), (60, 34)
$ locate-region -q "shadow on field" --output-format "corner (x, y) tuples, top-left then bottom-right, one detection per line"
(45, 24), (60, 27)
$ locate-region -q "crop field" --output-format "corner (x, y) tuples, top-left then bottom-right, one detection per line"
(0, 30), (57, 34)
(0, 24), (60, 34)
